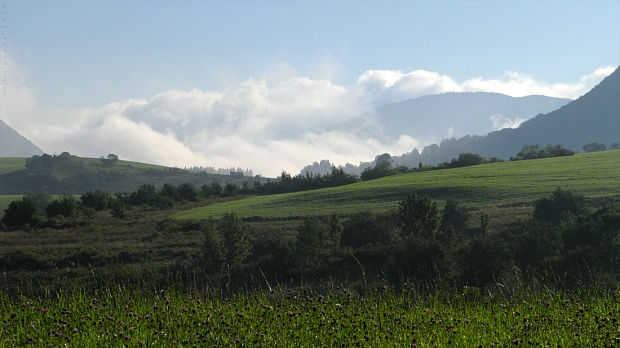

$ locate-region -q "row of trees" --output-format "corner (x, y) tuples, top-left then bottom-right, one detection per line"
(1, 173), (364, 229)
(259, 167), (360, 194)
(511, 142), (618, 160)
(193, 188), (618, 289)
(511, 144), (575, 161)
(583, 142), (620, 153)
(360, 152), (503, 181)
(0, 195), (99, 230)
(1, 181), (210, 229)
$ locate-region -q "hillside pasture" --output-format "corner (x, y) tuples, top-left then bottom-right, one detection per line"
(173, 150), (620, 221)
(0, 157), (26, 175)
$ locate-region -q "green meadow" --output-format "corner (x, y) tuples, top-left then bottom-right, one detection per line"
(0, 156), (167, 175)
(0, 157), (26, 175)
(174, 150), (620, 220)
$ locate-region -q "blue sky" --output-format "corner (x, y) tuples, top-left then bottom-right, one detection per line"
(11, 0), (619, 107)
(4, 1), (620, 175)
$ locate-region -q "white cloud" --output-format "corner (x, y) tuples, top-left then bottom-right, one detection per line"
(0, 57), (38, 137)
(357, 69), (462, 105)
(489, 114), (527, 130)
(5, 64), (616, 176)
(16, 75), (394, 176)
(358, 66), (616, 105)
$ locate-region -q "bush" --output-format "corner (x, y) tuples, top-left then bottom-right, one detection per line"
(459, 233), (511, 287)
(201, 182), (223, 197)
(222, 182), (239, 197)
(160, 183), (179, 201)
(1, 197), (42, 229)
(0, 250), (49, 270)
(108, 198), (127, 218)
(440, 199), (469, 240)
(515, 144), (575, 160)
(177, 183), (198, 201)
(81, 190), (111, 211)
(341, 212), (394, 248)
(200, 213), (250, 274)
(129, 184), (157, 205)
(533, 188), (588, 224)
(45, 195), (77, 218)
(582, 142), (607, 153)
(450, 153), (485, 167)
(398, 193), (440, 239)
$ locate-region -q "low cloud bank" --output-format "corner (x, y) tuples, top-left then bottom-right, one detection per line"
(3, 66), (614, 176)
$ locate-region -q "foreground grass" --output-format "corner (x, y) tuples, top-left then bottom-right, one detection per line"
(174, 150), (620, 220)
(0, 287), (618, 346)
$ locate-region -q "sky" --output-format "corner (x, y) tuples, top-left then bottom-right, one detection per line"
(2, 0), (619, 176)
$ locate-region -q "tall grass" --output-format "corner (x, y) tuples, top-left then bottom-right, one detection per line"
(0, 281), (617, 346)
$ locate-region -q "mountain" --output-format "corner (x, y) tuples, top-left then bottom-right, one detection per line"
(391, 66), (620, 166)
(0, 119), (43, 157)
(354, 92), (571, 142)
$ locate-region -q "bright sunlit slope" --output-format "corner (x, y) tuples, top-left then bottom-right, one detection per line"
(174, 150), (620, 220)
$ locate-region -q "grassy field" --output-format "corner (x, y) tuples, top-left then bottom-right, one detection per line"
(0, 154), (258, 195)
(0, 287), (617, 346)
(0, 156), (167, 173)
(0, 157), (26, 174)
(174, 150), (620, 220)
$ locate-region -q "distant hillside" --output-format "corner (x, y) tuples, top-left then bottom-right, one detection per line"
(306, 92), (571, 175)
(389, 66), (620, 166)
(374, 92), (570, 141)
(0, 119), (43, 157)
(0, 153), (262, 195)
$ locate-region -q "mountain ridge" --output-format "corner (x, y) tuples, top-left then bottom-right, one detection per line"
(0, 119), (43, 157)
(391, 66), (620, 166)
(303, 67), (618, 174)
(369, 92), (571, 142)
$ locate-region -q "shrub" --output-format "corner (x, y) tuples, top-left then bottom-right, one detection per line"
(440, 199), (469, 240)
(0, 250), (49, 270)
(45, 195), (77, 218)
(398, 193), (440, 239)
(533, 188), (588, 224)
(129, 184), (157, 205)
(341, 212), (394, 248)
(81, 190), (111, 211)
(1, 197), (42, 229)
(177, 183), (198, 201)
(108, 198), (127, 218)
(582, 142), (607, 153)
